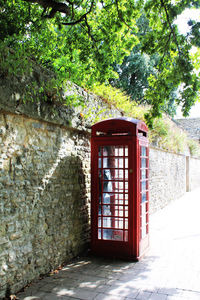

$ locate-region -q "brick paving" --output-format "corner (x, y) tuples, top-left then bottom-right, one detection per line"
(17, 188), (200, 300)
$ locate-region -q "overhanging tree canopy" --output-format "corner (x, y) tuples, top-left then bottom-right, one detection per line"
(0, 0), (200, 123)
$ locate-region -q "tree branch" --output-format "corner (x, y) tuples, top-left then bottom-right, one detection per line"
(62, 0), (95, 26)
(84, 15), (97, 42)
(160, 0), (182, 56)
(115, 0), (132, 30)
(23, 0), (71, 18)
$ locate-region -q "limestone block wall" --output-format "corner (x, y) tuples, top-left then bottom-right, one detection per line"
(1, 77), (200, 298)
(189, 156), (200, 190)
(0, 112), (91, 298)
(149, 147), (186, 213)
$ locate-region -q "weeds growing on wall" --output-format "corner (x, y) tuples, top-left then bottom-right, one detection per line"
(91, 84), (200, 157)
(92, 84), (147, 121)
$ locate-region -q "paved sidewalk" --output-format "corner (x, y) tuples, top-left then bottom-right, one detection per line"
(17, 188), (200, 300)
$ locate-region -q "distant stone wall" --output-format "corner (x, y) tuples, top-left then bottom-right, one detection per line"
(175, 118), (200, 142)
(189, 156), (200, 190)
(149, 147), (186, 213)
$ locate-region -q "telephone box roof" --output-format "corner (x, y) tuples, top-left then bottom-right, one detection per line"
(91, 117), (148, 136)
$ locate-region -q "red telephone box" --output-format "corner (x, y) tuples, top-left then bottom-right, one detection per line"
(91, 117), (149, 261)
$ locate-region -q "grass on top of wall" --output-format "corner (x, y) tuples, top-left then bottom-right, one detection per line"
(91, 83), (200, 157)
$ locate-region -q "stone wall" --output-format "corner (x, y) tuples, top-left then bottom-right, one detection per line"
(189, 156), (200, 191)
(0, 75), (123, 298)
(149, 147), (186, 213)
(1, 79), (200, 298)
(0, 111), (91, 298)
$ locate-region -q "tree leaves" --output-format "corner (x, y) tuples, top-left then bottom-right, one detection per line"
(1, 0), (200, 124)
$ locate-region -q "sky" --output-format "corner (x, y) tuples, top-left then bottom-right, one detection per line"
(175, 102), (200, 119)
(175, 8), (200, 35)
(174, 8), (200, 119)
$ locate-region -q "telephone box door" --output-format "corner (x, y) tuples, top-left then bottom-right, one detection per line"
(91, 138), (135, 258)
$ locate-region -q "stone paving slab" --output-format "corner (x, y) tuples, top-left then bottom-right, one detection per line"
(17, 188), (200, 300)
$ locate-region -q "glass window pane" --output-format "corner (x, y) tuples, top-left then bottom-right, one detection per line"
(114, 169), (124, 179)
(103, 169), (112, 180)
(103, 217), (112, 228)
(125, 219), (128, 229)
(115, 147), (119, 156)
(141, 158), (146, 168)
(141, 181), (146, 192)
(119, 210), (123, 217)
(102, 205), (111, 215)
(141, 169), (146, 180)
(118, 147), (123, 156)
(101, 169), (114, 180)
(141, 192), (146, 203)
(103, 146), (115, 156)
(125, 194), (128, 205)
(114, 218), (124, 229)
(141, 215), (146, 228)
(103, 229), (113, 240)
(102, 192), (112, 203)
(112, 231), (123, 241)
(119, 194), (123, 200)
(103, 181), (113, 193)
(141, 146), (147, 157)
(115, 158), (123, 168)
(103, 157), (108, 168)
(141, 202), (146, 215)
(119, 181), (124, 190)
(125, 158), (128, 168)
(118, 194), (124, 205)
(125, 146), (128, 156)
(98, 158), (102, 168)
(141, 226), (147, 239)
(102, 193), (115, 204)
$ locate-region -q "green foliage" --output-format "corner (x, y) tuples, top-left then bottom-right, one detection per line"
(149, 117), (188, 153)
(140, 0), (200, 123)
(188, 20), (200, 48)
(0, 41), (86, 108)
(91, 83), (200, 157)
(92, 83), (147, 121)
(0, 41), (32, 78)
(187, 139), (200, 156)
(111, 51), (157, 102)
(1, 0), (200, 123)
(0, 0), (140, 87)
